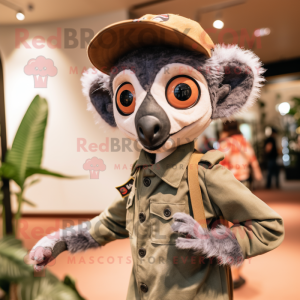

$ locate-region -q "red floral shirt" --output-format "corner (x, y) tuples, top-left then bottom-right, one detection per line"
(218, 134), (258, 181)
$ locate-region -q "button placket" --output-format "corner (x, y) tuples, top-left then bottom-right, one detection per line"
(137, 168), (148, 296)
(136, 167), (155, 298)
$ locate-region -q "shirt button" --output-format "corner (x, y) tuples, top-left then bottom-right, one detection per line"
(138, 248), (146, 258)
(164, 208), (171, 218)
(139, 212), (146, 223)
(140, 283), (148, 293)
(143, 177), (151, 187)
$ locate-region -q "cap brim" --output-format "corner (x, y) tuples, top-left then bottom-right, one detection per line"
(88, 20), (211, 75)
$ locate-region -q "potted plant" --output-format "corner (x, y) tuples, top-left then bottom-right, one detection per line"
(0, 95), (85, 300)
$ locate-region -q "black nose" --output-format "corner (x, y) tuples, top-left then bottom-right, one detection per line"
(135, 92), (170, 151)
(137, 116), (162, 147)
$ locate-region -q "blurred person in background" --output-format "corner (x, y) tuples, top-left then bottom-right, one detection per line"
(218, 120), (263, 289)
(219, 120), (263, 188)
(264, 127), (280, 189)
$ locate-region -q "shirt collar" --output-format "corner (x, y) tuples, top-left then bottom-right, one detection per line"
(131, 142), (195, 188)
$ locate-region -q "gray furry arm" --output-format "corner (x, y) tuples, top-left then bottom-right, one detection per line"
(62, 225), (100, 253)
(172, 212), (244, 266)
(30, 222), (100, 271)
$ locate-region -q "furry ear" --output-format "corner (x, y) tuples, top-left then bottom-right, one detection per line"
(81, 68), (116, 128)
(207, 45), (265, 119)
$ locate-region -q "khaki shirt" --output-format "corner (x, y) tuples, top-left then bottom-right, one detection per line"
(89, 142), (284, 300)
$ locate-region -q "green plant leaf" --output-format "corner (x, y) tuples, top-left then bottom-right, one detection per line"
(5, 95), (48, 188)
(0, 236), (32, 281)
(18, 271), (84, 300)
(14, 193), (23, 222)
(0, 162), (18, 182)
(25, 167), (76, 179)
(24, 178), (41, 190)
(22, 198), (36, 207)
(63, 276), (86, 300)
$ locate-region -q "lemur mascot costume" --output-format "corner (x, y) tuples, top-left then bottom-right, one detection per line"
(30, 14), (284, 300)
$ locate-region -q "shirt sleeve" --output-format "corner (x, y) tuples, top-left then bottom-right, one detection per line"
(88, 196), (129, 246)
(204, 164), (284, 259)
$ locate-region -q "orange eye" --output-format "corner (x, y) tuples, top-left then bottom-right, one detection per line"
(166, 76), (200, 109)
(116, 82), (136, 115)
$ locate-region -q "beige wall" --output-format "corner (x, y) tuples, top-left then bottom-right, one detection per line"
(0, 9), (140, 213)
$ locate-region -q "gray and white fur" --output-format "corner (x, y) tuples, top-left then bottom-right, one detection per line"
(30, 222), (99, 271)
(172, 212), (244, 266)
(62, 225), (99, 253)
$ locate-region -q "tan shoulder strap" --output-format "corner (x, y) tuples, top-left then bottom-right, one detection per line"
(188, 151), (207, 229)
(188, 151), (233, 300)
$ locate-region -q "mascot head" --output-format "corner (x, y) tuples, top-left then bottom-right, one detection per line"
(81, 14), (264, 153)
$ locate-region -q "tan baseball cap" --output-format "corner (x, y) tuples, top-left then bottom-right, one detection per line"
(88, 14), (215, 75)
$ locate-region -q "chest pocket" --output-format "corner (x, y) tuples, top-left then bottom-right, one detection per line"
(126, 192), (135, 236)
(150, 201), (185, 244)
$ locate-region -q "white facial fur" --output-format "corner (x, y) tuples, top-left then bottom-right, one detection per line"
(112, 64), (212, 153)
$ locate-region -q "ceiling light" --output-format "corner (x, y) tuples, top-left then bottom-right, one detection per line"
(16, 11), (25, 21)
(278, 102), (290, 116)
(213, 20), (224, 29)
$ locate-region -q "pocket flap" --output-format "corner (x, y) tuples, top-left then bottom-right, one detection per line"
(150, 202), (185, 221)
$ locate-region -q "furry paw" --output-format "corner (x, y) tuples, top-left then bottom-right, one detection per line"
(29, 237), (59, 272)
(29, 222), (100, 271)
(172, 212), (244, 266)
